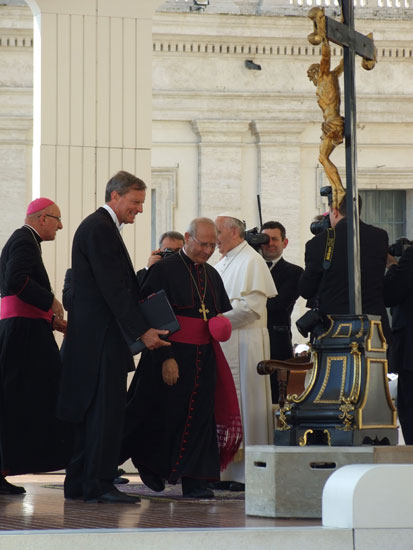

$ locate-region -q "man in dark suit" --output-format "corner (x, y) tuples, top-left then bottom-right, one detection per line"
(58, 171), (170, 503)
(384, 245), (413, 444)
(260, 221), (303, 403)
(299, 196), (390, 343)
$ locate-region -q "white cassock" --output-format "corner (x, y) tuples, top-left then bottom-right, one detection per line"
(215, 240), (277, 483)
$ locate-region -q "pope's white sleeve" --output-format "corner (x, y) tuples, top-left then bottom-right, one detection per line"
(224, 291), (266, 330)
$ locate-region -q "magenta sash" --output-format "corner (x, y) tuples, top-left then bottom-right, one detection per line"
(1, 295), (53, 322)
(169, 315), (243, 471)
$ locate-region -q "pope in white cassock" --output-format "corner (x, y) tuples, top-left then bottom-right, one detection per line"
(214, 215), (277, 485)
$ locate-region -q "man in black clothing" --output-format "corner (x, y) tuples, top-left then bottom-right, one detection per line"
(384, 246), (413, 443)
(136, 230), (184, 287)
(299, 196), (390, 343)
(121, 218), (241, 498)
(58, 171), (170, 503)
(0, 198), (67, 494)
(260, 221), (303, 403)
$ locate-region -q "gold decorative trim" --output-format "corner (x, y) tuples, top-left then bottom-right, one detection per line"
(299, 429), (313, 446)
(314, 355), (347, 403)
(332, 323), (352, 338)
(356, 357), (398, 429)
(366, 319), (387, 352)
(298, 429), (331, 446)
(349, 342), (362, 403)
(355, 316), (365, 339)
(277, 402), (292, 431)
(338, 397), (355, 431)
(289, 350), (317, 403)
(315, 314), (334, 340)
(323, 429), (332, 446)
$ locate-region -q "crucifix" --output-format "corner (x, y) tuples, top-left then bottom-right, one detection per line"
(308, 1), (377, 315)
(199, 303), (210, 322)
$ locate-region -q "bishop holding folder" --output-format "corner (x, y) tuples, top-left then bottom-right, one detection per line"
(121, 217), (242, 499)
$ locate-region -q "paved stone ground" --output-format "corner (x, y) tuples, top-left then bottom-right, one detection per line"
(0, 474), (320, 531)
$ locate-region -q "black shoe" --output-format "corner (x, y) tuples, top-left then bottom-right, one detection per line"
(64, 493), (83, 500)
(183, 488), (215, 499)
(87, 487), (140, 504)
(113, 476), (130, 485)
(139, 469), (165, 492)
(229, 482), (245, 492)
(208, 481), (232, 490)
(0, 477), (26, 495)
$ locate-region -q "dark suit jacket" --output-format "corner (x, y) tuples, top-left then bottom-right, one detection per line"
(299, 218), (390, 341)
(267, 257), (303, 360)
(58, 208), (149, 422)
(384, 245), (413, 373)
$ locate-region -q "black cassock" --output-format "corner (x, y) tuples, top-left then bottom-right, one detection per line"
(121, 250), (231, 483)
(0, 226), (70, 475)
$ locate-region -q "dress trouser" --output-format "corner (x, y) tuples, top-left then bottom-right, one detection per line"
(64, 353), (128, 499)
(397, 370), (413, 445)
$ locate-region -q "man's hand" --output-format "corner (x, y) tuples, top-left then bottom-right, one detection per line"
(146, 250), (162, 268)
(162, 358), (179, 386)
(140, 328), (171, 350)
(53, 318), (67, 334)
(386, 254), (398, 269)
(51, 296), (64, 322)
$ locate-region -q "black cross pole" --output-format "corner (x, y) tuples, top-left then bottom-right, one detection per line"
(324, 0), (376, 315)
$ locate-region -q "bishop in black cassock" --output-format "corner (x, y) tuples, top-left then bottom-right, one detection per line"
(0, 198), (69, 494)
(121, 218), (241, 498)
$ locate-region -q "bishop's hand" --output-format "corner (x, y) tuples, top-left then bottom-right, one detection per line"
(162, 358), (179, 386)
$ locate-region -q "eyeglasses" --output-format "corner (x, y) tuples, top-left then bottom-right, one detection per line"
(191, 235), (217, 250)
(44, 214), (62, 223)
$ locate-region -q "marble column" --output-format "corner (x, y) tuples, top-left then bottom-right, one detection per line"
(192, 120), (254, 222)
(251, 120), (304, 261)
(25, 0), (162, 293)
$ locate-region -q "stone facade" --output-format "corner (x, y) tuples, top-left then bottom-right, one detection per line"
(1, 0), (413, 329)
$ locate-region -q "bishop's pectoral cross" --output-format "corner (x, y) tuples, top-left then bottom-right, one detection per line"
(199, 303), (210, 322)
(308, 0), (376, 315)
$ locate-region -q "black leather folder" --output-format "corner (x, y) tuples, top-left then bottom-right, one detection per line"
(126, 289), (180, 355)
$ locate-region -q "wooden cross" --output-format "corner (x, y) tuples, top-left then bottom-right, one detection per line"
(199, 302), (210, 322)
(310, 1), (376, 315)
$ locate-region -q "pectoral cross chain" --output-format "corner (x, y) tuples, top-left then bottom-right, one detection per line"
(199, 302), (209, 322)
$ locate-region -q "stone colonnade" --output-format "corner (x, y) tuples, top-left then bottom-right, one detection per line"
(24, 0), (161, 295)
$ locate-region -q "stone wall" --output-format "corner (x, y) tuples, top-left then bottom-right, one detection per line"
(1, 1), (413, 330)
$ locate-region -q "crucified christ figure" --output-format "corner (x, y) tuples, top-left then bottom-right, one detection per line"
(307, 7), (345, 208)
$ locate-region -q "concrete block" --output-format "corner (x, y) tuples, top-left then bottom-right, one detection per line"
(323, 464), (413, 528)
(245, 445), (373, 518)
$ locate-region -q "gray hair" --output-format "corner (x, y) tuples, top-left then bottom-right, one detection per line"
(220, 216), (245, 239)
(105, 171), (146, 202)
(186, 217), (217, 237)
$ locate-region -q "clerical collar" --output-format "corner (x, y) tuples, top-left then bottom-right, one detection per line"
(181, 246), (198, 265)
(103, 204), (124, 232)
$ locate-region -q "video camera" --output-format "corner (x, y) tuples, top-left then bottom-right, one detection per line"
(155, 248), (178, 259)
(388, 237), (413, 258)
(309, 186), (332, 236)
(245, 227), (269, 250)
